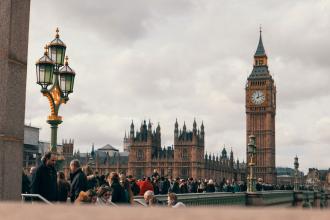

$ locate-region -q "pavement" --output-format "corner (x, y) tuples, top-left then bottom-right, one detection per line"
(1, 203), (330, 220)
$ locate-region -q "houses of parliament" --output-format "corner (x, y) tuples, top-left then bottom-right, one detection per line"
(61, 30), (276, 184)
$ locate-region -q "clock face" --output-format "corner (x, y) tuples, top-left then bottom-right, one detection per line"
(251, 90), (265, 105)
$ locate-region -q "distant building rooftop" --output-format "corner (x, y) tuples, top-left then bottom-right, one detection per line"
(98, 144), (119, 152)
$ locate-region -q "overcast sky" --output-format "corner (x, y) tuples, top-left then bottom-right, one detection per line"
(25, 0), (330, 173)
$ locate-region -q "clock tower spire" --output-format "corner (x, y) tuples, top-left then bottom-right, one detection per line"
(245, 29), (276, 184)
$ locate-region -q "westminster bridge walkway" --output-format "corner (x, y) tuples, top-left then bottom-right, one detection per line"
(22, 190), (329, 208)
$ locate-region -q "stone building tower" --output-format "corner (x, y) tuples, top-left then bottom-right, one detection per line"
(245, 30), (276, 184)
(62, 139), (74, 160)
(173, 119), (205, 179)
(123, 131), (130, 152)
(127, 120), (161, 177)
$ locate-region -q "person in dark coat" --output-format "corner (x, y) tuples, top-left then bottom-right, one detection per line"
(69, 159), (88, 203)
(128, 175), (140, 196)
(171, 177), (180, 194)
(107, 172), (127, 204)
(22, 170), (31, 194)
(188, 178), (198, 193)
(205, 179), (216, 193)
(57, 171), (70, 202)
(31, 152), (58, 202)
(159, 176), (170, 195)
(179, 179), (189, 194)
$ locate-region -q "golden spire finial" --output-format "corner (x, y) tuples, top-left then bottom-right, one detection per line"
(56, 27), (59, 38)
(44, 44), (49, 55)
(65, 55), (69, 65)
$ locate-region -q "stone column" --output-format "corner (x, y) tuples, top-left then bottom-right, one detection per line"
(0, 0), (30, 200)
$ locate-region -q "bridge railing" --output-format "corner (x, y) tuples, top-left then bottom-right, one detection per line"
(135, 192), (246, 206)
(21, 191), (329, 208)
(21, 194), (53, 205)
(136, 190), (329, 208)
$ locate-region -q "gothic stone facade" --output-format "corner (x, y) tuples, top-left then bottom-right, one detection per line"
(126, 120), (245, 182)
(246, 31), (276, 184)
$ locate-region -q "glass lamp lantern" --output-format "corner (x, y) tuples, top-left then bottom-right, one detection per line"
(36, 46), (55, 89)
(248, 135), (256, 156)
(247, 142), (254, 155)
(48, 28), (67, 67)
(59, 56), (75, 98)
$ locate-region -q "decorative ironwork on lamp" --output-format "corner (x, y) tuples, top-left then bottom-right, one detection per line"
(35, 28), (76, 152)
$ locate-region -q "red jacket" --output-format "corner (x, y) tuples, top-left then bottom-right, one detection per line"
(138, 180), (154, 196)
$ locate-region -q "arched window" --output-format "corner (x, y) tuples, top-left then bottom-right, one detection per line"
(182, 148), (188, 160)
(137, 149), (144, 161)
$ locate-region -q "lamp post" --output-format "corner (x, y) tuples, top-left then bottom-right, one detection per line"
(247, 135), (256, 192)
(294, 155), (299, 191)
(35, 28), (76, 153)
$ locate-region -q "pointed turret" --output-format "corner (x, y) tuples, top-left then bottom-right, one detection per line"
(174, 119), (179, 139)
(143, 120), (147, 130)
(147, 120), (152, 140)
(91, 143), (95, 158)
(201, 121), (205, 137)
(230, 148), (234, 167)
(221, 146), (227, 159)
(254, 28), (268, 67)
(130, 120), (134, 138)
(193, 118), (197, 134)
(76, 149), (80, 159)
(249, 27), (270, 79)
(183, 121), (186, 132)
(254, 28), (266, 57)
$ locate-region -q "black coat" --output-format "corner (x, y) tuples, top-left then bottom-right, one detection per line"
(159, 180), (170, 195)
(31, 162), (58, 202)
(111, 181), (127, 203)
(57, 180), (70, 202)
(172, 182), (180, 194)
(206, 184), (215, 193)
(22, 172), (31, 194)
(70, 168), (88, 202)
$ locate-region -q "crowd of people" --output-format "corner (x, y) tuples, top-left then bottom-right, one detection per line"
(22, 151), (299, 207)
(21, 152), (187, 207)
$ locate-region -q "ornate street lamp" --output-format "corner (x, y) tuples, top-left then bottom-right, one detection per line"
(294, 155), (299, 191)
(35, 28), (76, 152)
(247, 135), (256, 192)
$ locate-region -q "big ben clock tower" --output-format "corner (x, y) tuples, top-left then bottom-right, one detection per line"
(246, 29), (276, 184)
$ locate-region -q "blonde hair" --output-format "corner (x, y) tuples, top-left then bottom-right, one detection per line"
(168, 192), (177, 202)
